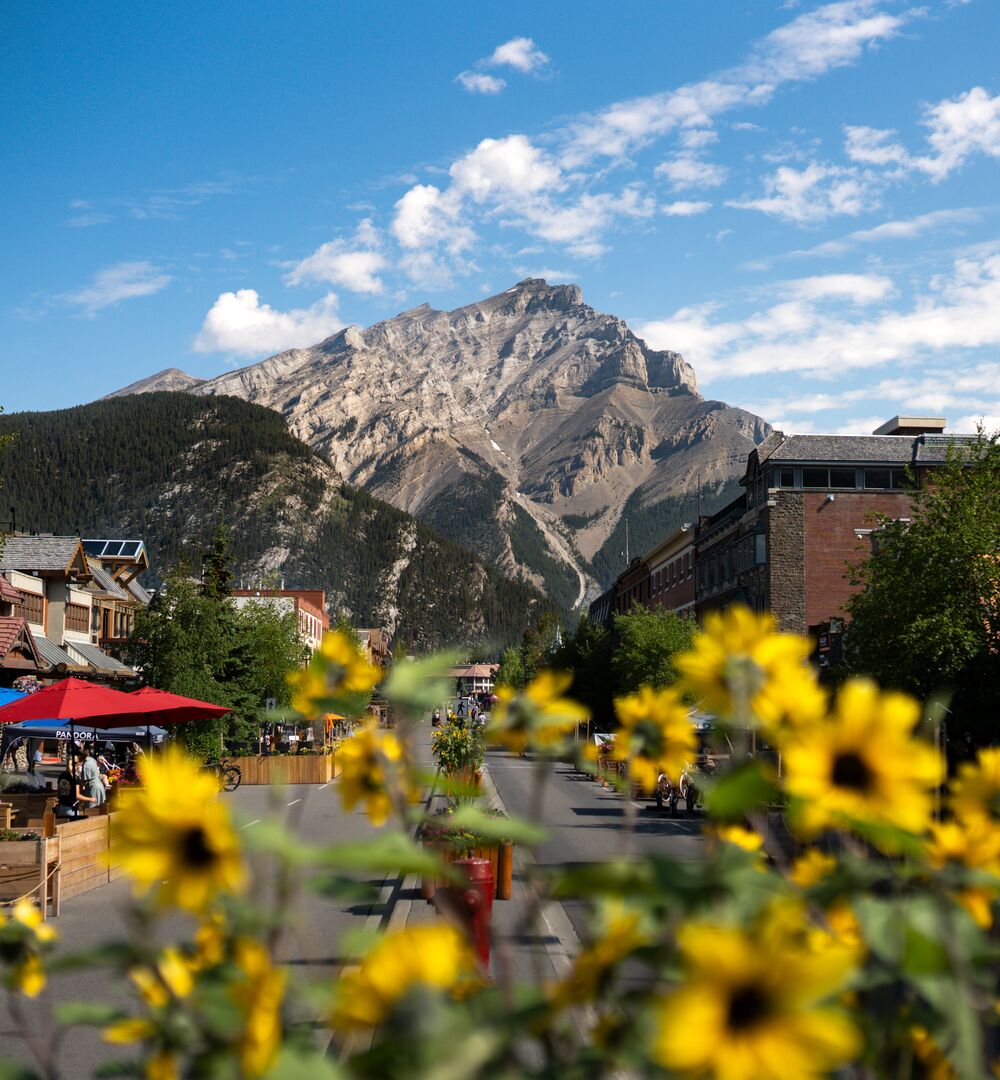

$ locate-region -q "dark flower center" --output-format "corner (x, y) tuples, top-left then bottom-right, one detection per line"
(726, 985), (770, 1032)
(181, 826), (216, 868)
(831, 751), (874, 793)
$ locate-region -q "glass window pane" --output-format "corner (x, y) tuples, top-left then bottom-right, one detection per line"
(830, 468), (857, 488)
(779, 467), (795, 487)
(890, 470), (906, 489)
(864, 468), (891, 488)
(802, 467), (828, 487)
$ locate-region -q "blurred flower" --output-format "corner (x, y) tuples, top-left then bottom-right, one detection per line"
(655, 918), (860, 1079)
(789, 849), (837, 889)
(552, 905), (648, 1007)
(103, 1017), (157, 1044)
(951, 747), (1000, 825)
(231, 939), (286, 1078)
(111, 746), (245, 912)
(783, 680), (943, 838)
(612, 686), (696, 793)
(926, 818), (1000, 929)
(289, 629), (380, 716)
(332, 925), (476, 1031)
(488, 671), (588, 755)
(337, 721), (407, 826)
(910, 1025), (957, 1080)
(130, 947), (195, 1008)
(675, 606), (822, 732)
(711, 824), (764, 852)
(0, 900), (57, 997)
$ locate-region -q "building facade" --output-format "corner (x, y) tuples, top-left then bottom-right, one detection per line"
(449, 664), (499, 697)
(231, 589), (329, 654)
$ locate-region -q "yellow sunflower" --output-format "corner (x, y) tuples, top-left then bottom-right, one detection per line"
(612, 686), (696, 794)
(487, 671), (588, 755)
(675, 606), (824, 734)
(950, 747), (1000, 825)
(782, 679), (943, 839)
(0, 899), (58, 997)
(331, 924), (476, 1031)
(655, 918), (860, 1080)
(337, 721), (409, 826)
(711, 823), (765, 853)
(288, 629), (380, 717)
(925, 818), (1000, 929)
(129, 947), (195, 1008)
(789, 849), (837, 889)
(231, 939), (286, 1078)
(111, 746), (245, 912)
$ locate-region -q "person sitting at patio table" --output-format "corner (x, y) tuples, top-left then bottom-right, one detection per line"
(81, 745), (106, 808)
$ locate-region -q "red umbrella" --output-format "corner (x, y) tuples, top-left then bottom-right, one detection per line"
(0, 677), (144, 725)
(120, 686), (231, 727)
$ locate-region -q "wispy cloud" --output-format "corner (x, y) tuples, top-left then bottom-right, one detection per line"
(662, 200), (712, 217)
(456, 36), (549, 94)
(782, 207), (983, 259)
(285, 219), (387, 294)
(727, 161), (881, 223)
(64, 261), (172, 316)
(64, 176), (247, 227)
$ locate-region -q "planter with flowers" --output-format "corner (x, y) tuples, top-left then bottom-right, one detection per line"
(418, 805), (514, 901)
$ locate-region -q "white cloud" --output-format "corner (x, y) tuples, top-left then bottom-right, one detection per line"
(953, 411), (1000, 434)
(638, 252), (1000, 388)
(285, 219), (386, 294)
(560, 1), (910, 166)
(679, 128), (719, 150)
(456, 71), (507, 95)
(728, 161), (879, 223)
(786, 273), (893, 303)
(655, 155), (728, 190)
(488, 37), (549, 74)
(662, 200), (712, 216)
(66, 211), (112, 228)
(449, 135), (562, 201)
(844, 87), (1000, 181)
(193, 289), (343, 356)
(64, 260), (171, 315)
(391, 184), (472, 252)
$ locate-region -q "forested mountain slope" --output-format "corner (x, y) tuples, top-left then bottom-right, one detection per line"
(0, 393), (554, 650)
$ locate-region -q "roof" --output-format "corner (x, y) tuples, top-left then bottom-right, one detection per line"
(0, 617), (37, 662)
(0, 536), (87, 573)
(34, 636), (85, 670)
(64, 640), (134, 675)
(448, 664), (499, 678)
(87, 558), (129, 600)
(0, 577), (23, 604)
(127, 578), (152, 605)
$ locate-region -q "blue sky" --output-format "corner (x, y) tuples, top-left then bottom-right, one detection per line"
(3, 0), (999, 434)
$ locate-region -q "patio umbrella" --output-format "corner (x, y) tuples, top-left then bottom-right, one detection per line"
(124, 687), (231, 726)
(0, 678), (143, 725)
(0, 688), (25, 709)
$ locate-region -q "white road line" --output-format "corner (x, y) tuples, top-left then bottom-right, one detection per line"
(320, 779), (334, 789)
(239, 819), (261, 830)
(286, 798), (302, 807)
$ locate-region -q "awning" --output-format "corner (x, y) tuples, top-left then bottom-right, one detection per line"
(35, 636), (86, 672)
(1, 720), (167, 750)
(65, 640), (134, 676)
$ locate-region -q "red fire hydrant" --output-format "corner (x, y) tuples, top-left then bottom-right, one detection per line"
(445, 857), (494, 966)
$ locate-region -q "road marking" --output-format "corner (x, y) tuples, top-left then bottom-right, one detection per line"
(320, 779), (334, 789)
(239, 819), (261, 830)
(286, 798), (301, 807)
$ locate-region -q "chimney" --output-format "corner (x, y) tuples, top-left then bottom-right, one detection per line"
(872, 415), (947, 437)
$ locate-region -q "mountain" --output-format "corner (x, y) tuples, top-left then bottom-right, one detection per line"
(0, 393), (555, 650)
(111, 279), (769, 605)
(107, 367), (206, 396)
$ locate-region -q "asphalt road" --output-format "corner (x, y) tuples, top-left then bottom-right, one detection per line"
(484, 746), (706, 940)
(0, 775), (390, 1079)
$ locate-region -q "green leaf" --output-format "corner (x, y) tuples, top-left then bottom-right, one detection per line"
(382, 651), (463, 717)
(551, 859), (658, 898)
(240, 819), (318, 865)
(54, 1002), (126, 1027)
(446, 806), (546, 846)
(702, 760), (777, 819)
(307, 873), (380, 902)
(263, 1048), (346, 1079)
(321, 832), (443, 875)
(0, 1061), (40, 1080)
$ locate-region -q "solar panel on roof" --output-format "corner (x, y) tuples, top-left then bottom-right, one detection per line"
(120, 541), (140, 557)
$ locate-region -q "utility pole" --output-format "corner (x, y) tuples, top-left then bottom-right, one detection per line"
(624, 518), (629, 565)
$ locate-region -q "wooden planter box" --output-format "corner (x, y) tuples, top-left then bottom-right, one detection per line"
(421, 839), (513, 902)
(227, 753), (338, 785)
(53, 813), (118, 901)
(0, 834), (61, 918)
(2, 790), (57, 827)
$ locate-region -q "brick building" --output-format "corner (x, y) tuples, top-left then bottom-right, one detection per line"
(695, 416), (974, 636)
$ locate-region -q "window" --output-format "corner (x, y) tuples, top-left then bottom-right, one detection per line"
(802, 467), (829, 487)
(829, 468), (857, 488)
(13, 591), (43, 625)
(779, 466), (796, 487)
(864, 468), (905, 489)
(66, 603), (90, 634)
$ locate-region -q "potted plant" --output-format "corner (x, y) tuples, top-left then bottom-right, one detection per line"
(418, 806), (513, 901)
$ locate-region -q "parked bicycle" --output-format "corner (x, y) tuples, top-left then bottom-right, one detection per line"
(202, 758), (242, 792)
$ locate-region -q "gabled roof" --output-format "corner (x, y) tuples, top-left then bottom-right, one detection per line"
(127, 578), (152, 606)
(0, 536), (90, 575)
(86, 558), (130, 600)
(64, 640), (134, 676)
(0, 617), (41, 669)
(0, 577), (23, 604)
(34, 636), (86, 671)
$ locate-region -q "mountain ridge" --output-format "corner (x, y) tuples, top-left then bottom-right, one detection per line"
(109, 279), (768, 603)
